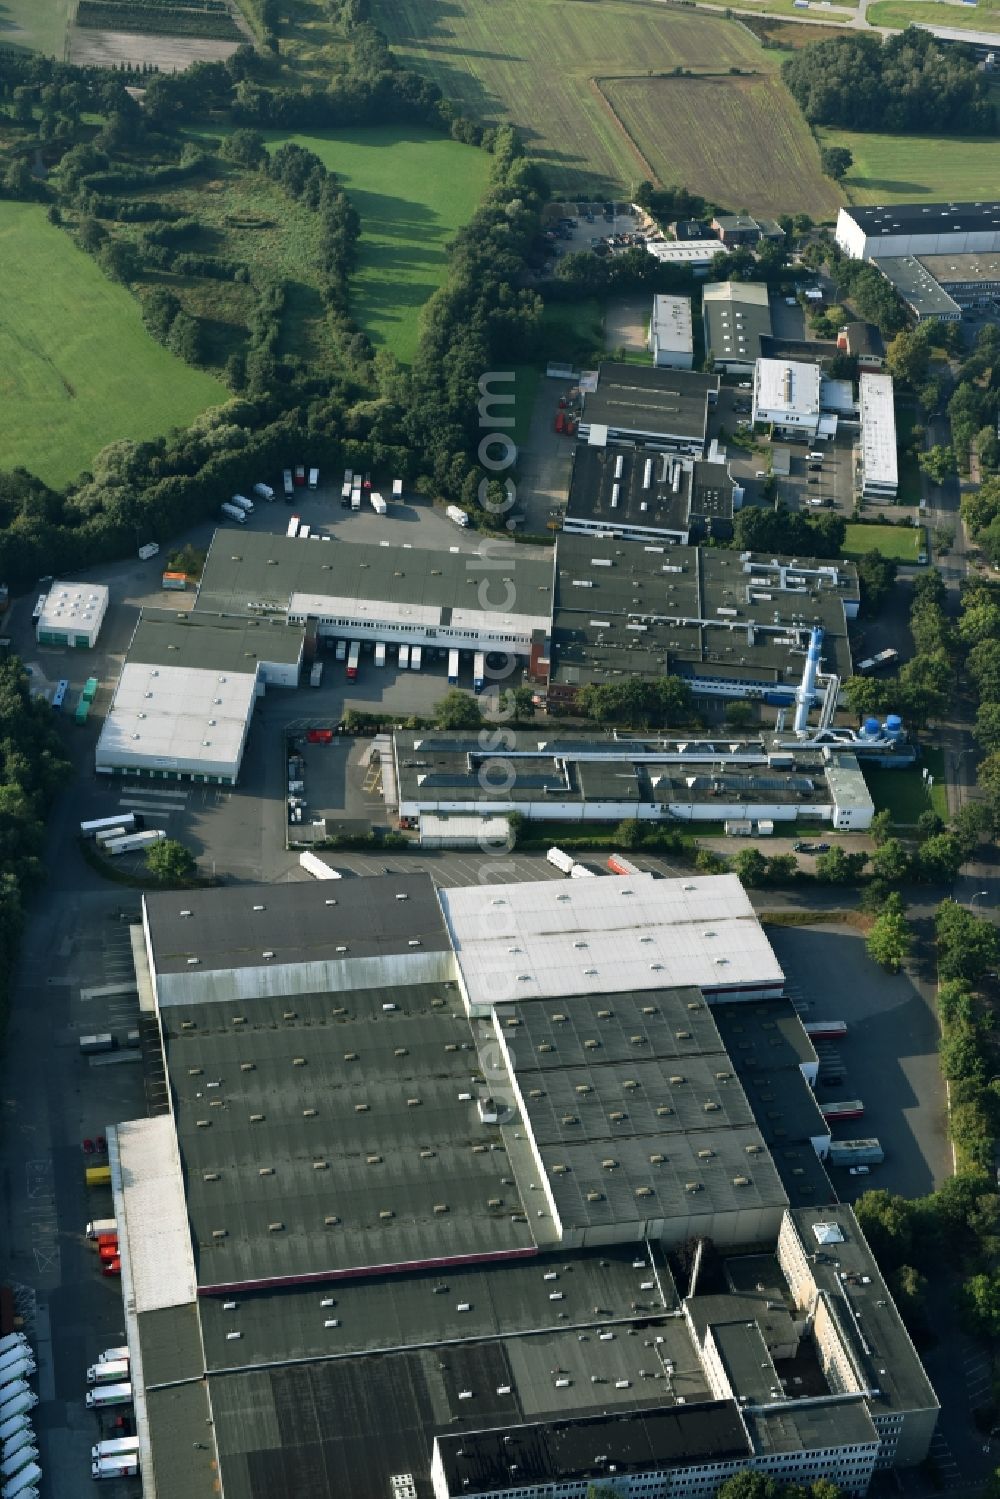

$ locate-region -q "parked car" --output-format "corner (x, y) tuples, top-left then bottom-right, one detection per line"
(849, 1166), (870, 1177)
(814, 842), (831, 853)
(792, 842), (815, 853)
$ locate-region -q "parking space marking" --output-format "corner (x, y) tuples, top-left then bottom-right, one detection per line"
(124, 787), (189, 801)
(117, 799), (183, 815)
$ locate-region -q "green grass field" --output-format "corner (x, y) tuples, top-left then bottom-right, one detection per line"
(375, 0), (775, 195)
(819, 126), (1000, 203)
(0, 0), (74, 55)
(0, 202), (227, 488)
(264, 128), (489, 363)
(843, 523), (925, 561)
(866, 0), (1000, 28)
(604, 74), (842, 218)
(864, 748), (947, 825)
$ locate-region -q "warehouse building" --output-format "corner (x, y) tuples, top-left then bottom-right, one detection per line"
(649, 295), (694, 369)
(917, 251), (1000, 307)
(538, 533), (857, 710)
(196, 529), (553, 657)
(872, 256), (962, 323)
(562, 443), (737, 546)
(95, 609), (304, 784)
(835, 201), (1000, 262)
(392, 730), (876, 831)
(35, 579), (108, 648)
(712, 213), (785, 248)
(577, 363), (719, 454)
(646, 239), (726, 272)
(103, 872), (936, 1499)
(702, 282), (773, 373)
(858, 373), (898, 501)
(751, 358), (853, 442)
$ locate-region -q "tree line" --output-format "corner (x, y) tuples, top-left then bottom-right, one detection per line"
(782, 28), (995, 134)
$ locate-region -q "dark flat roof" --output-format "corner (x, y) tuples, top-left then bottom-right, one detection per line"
(144, 875), (450, 976)
(162, 983), (535, 1289)
(144, 1380), (219, 1499)
(846, 202), (1000, 234)
(128, 608), (304, 672)
(581, 363), (718, 442)
(566, 444), (691, 535)
(436, 1401), (750, 1493)
(748, 1398), (878, 1456)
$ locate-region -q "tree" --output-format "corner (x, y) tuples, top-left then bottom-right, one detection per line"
(960, 1271), (1000, 1340)
(501, 684), (535, 720)
(867, 900), (911, 973)
(959, 593), (1000, 648)
(733, 847), (769, 888)
(145, 838), (196, 885)
(888, 1264), (929, 1337)
(950, 802), (991, 861)
(167, 311), (205, 365)
(915, 832), (963, 885)
(869, 808), (893, 847)
(853, 1187), (914, 1270)
(97, 237), (137, 284)
(615, 818), (644, 850)
(433, 690), (482, 729)
(815, 846), (867, 884)
(855, 549), (897, 616)
(967, 640), (1000, 702)
(765, 853), (798, 884)
(844, 674), (885, 719)
(885, 327), (932, 388)
(975, 702), (1000, 754)
(820, 145), (852, 180)
(935, 899), (999, 983)
(919, 444), (957, 486)
(724, 700), (755, 730)
(871, 837), (910, 885)
(716, 1472), (778, 1499)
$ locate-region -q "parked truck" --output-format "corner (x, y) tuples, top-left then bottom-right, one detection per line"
(85, 1383), (132, 1411)
(570, 863), (596, 878)
(0, 1358), (33, 1387)
(85, 1166), (111, 1189)
(86, 1219), (116, 1241)
(0, 1350), (32, 1380)
(104, 830), (166, 856)
(309, 662), (323, 688)
(220, 502), (246, 525)
(351, 488), (361, 512)
(410, 645), (422, 672)
(546, 847), (574, 875)
(446, 505), (469, 527)
(283, 469), (294, 499)
(299, 851), (341, 881)
(285, 515), (300, 539)
(1, 1428), (33, 1461)
(1, 1458), (40, 1496)
(606, 853), (641, 876)
(79, 1035), (114, 1055)
(0, 1417), (30, 1448)
(96, 1348), (129, 1365)
(0, 1396), (35, 1427)
(447, 648), (459, 685)
(374, 642), (386, 667)
(473, 651), (485, 693)
(230, 494), (253, 514)
(0, 1342), (26, 1363)
(138, 542), (159, 561)
(92, 1437), (139, 1460)
(92, 1454), (139, 1480)
(1, 1448), (37, 1483)
(308, 467), (319, 490)
(371, 493), (387, 515)
(87, 1360), (129, 1386)
(828, 1138), (883, 1167)
(346, 642), (360, 681)
(81, 814), (135, 839)
(0, 1391), (30, 1418)
(253, 482), (275, 503)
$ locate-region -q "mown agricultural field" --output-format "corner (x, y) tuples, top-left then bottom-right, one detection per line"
(375, 0), (769, 194)
(866, 0), (1000, 27)
(0, 0), (75, 56)
(818, 126), (1000, 203)
(604, 74), (843, 219)
(76, 0), (242, 39)
(0, 203), (227, 489)
(263, 127), (490, 363)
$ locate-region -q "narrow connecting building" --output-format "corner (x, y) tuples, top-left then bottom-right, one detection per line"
(858, 373), (898, 501)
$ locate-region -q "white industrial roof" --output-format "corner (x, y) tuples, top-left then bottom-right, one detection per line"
(115, 1116), (196, 1313)
(439, 873), (784, 1008)
(755, 358), (821, 418)
(96, 662), (256, 774)
(646, 240), (723, 264)
(651, 295), (693, 354)
(37, 580), (108, 633)
(289, 591), (549, 638)
(859, 372), (898, 489)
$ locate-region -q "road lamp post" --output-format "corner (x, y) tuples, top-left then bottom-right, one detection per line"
(971, 890), (989, 911)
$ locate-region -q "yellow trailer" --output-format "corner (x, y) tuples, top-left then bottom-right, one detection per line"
(85, 1165), (111, 1188)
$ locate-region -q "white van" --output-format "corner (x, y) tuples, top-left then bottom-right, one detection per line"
(410, 646), (422, 671)
(398, 645), (410, 670)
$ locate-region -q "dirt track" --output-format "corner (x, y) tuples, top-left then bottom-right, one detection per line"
(68, 25), (240, 69)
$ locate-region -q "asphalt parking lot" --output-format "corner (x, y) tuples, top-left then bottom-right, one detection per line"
(767, 923), (951, 1201)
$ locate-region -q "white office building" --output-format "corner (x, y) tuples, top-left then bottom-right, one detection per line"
(35, 581), (109, 648)
(858, 372), (898, 500)
(752, 358), (823, 438)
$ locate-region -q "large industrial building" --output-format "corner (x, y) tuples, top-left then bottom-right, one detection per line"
(562, 444), (738, 546)
(103, 872), (937, 1499)
(95, 608), (304, 784)
(393, 730), (876, 831)
(873, 251), (1000, 322)
(871, 256), (962, 323)
(857, 373), (898, 501)
(577, 364), (720, 453)
(835, 201), (1000, 261)
(537, 533), (858, 710)
(702, 283), (772, 374)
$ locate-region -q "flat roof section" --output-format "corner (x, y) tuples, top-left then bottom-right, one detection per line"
(651, 295), (694, 356)
(873, 257), (961, 319)
(712, 1319), (780, 1402)
(703, 281), (772, 365)
(918, 251), (1000, 285)
(748, 1397), (879, 1457)
(789, 1207), (939, 1416)
(497, 988), (725, 1070)
(436, 1400), (751, 1494)
(96, 661), (256, 776)
(144, 874), (450, 979)
(535, 1127), (787, 1234)
(565, 444), (691, 536)
(754, 358), (822, 418)
(36, 579), (108, 636)
(439, 874), (785, 1009)
(844, 201), (1000, 234)
(129, 608), (305, 671)
(162, 985), (536, 1290)
(195, 530), (554, 637)
(115, 1115), (197, 1313)
(136, 1302), (205, 1387)
(144, 1379), (219, 1499)
(581, 363), (719, 443)
(859, 371), (899, 490)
